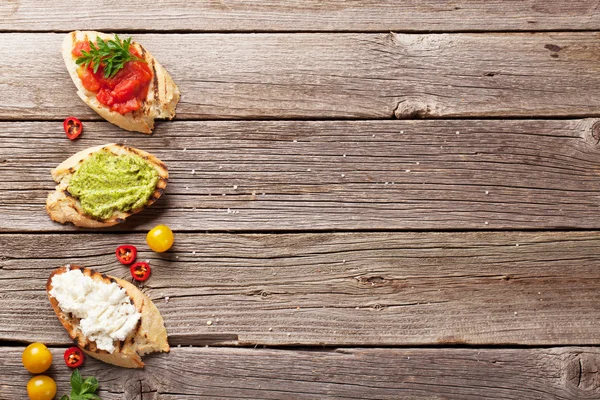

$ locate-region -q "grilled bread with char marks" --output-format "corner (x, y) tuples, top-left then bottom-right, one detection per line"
(47, 265), (169, 368)
(46, 143), (168, 228)
(62, 30), (180, 134)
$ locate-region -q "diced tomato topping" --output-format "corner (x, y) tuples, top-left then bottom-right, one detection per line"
(72, 40), (91, 57)
(113, 98), (141, 115)
(77, 66), (101, 92)
(72, 39), (152, 115)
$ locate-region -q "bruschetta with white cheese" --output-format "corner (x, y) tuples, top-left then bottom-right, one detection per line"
(47, 265), (169, 368)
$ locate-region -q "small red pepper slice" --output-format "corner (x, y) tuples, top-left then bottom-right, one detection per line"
(130, 262), (151, 282)
(63, 117), (83, 140)
(64, 347), (84, 368)
(116, 245), (137, 265)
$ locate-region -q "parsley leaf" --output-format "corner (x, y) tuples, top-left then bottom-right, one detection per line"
(75, 34), (146, 78)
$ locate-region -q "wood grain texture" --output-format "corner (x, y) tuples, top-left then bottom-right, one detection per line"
(2, 231), (600, 346)
(2, 33), (600, 119)
(2, 1), (600, 32)
(2, 346), (600, 400)
(2, 120), (600, 232)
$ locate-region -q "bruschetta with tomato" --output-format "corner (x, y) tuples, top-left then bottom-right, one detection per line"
(62, 31), (180, 134)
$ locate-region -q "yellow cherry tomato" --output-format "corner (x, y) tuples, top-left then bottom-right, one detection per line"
(22, 343), (52, 374)
(27, 375), (56, 400)
(146, 224), (174, 253)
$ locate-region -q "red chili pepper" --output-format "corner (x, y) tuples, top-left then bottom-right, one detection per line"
(63, 117), (83, 140)
(64, 347), (84, 368)
(116, 245), (137, 265)
(130, 262), (151, 282)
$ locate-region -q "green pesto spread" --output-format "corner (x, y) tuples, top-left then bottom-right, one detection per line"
(68, 150), (159, 220)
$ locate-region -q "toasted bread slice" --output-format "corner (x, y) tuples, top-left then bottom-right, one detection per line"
(47, 265), (169, 368)
(62, 31), (180, 134)
(46, 144), (168, 228)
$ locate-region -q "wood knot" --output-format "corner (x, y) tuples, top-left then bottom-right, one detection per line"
(355, 276), (386, 286)
(394, 99), (432, 119)
(544, 44), (562, 53)
(248, 289), (271, 298)
(591, 121), (600, 144)
(563, 351), (600, 395)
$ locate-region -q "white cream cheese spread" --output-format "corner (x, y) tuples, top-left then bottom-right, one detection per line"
(49, 268), (141, 353)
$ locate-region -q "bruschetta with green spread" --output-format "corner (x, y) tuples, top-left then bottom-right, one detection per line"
(46, 144), (168, 228)
(63, 31), (180, 133)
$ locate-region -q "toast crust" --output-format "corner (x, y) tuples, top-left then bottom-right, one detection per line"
(45, 144), (168, 228)
(47, 265), (169, 369)
(62, 31), (180, 134)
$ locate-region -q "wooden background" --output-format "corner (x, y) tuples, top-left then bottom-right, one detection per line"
(1, 1), (600, 399)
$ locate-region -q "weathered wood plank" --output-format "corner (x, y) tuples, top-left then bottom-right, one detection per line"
(1, 120), (600, 231)
(2, 231), (600, 346)
(1, 346), (599, 399)
(2, 1), (600, 32)
(2, 33), (600, 119)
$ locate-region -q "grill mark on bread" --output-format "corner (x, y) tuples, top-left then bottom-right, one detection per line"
(156, 161), (168, 171)
(130, 309), (143, 343)
(152, 60), (159, 104)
